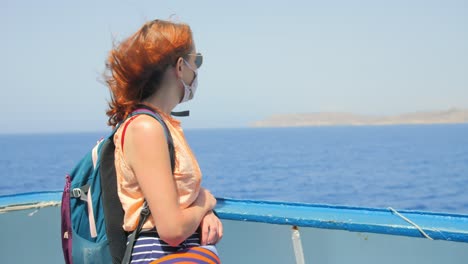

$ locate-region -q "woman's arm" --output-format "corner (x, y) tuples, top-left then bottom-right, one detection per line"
(125, 115), (216, 246)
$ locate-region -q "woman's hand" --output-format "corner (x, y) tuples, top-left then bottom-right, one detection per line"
(200, 210), (223, 246)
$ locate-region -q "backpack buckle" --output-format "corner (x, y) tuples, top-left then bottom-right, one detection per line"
(72, 184), (90, 202)
(141, 207), (150, 216)
(72, 188), (81, 198)
(141, 205), (150, 216)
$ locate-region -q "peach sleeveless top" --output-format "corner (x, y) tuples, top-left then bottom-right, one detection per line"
(113, 108), (202, 231)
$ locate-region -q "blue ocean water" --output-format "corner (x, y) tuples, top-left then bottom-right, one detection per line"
(1, 124), (467, 214)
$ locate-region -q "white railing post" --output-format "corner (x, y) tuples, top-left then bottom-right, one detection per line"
(292, 226), (305, 264)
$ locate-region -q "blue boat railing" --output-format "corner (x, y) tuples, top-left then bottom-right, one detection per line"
(1, 191), (467, 243)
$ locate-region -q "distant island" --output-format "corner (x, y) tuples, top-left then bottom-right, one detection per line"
(252, 108), (468, 127)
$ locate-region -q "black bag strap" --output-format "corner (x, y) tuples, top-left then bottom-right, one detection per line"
(121, 202), (150, 264)
(101, 137), (126, 264)
(171, 110), (190, 117)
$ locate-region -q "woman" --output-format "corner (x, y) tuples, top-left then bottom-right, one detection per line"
(105, 19), (222, 263)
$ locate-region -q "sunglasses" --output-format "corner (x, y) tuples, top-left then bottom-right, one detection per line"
(187, 53), (203, 68)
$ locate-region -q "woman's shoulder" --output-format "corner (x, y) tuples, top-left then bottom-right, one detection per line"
(126, 114), (166, 140)
(122, 114), (171, 169)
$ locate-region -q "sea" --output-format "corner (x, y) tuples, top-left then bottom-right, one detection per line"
(1, 124), (467, 215)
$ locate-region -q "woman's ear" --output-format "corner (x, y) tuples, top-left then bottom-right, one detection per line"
(175, 57), (184, 78)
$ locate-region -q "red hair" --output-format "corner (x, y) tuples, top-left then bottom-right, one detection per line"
(105, 19), (194, 127)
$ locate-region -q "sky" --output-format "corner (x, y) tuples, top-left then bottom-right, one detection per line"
(1, 0), (467, 134)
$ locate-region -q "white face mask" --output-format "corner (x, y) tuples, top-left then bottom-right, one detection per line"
(179, 59), (198, 103)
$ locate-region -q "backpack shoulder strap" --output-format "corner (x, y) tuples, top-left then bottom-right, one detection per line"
(100, 137), (126, 264)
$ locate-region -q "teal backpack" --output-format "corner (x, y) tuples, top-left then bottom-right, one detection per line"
(61, 106), (176, 264)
